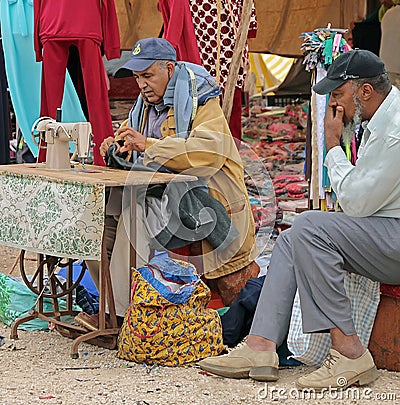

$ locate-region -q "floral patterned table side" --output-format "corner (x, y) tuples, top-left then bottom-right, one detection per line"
(0, 172), (104, 260)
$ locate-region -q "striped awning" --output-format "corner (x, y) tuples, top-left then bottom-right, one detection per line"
(249, 53), (294, 94)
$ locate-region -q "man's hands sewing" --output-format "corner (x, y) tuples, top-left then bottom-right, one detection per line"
(99, 126), (146, 159)
(324, 103), (344, 151)
(116, 126), (146, 154)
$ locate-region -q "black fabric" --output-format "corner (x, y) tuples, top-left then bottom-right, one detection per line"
(149, 181), (239, 251)
(67, 45), (89, 120)
(220, 275), (302, 367)
(105, 146), (238, 250)
(75, 284), (99, 315)
(15, 129), (35, 163)
(221, 276), (265, 347)
(0, 23), (11, 164)
(352, 19), (381, 57)
(106, 142), (153, 171)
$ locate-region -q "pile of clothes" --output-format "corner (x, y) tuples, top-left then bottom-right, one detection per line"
(241, 99), (309, 222)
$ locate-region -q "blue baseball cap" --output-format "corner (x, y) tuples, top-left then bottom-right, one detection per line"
(122, 38), (177, 72)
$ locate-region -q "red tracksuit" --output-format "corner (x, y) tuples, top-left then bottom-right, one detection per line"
(34, 0), (120, 165)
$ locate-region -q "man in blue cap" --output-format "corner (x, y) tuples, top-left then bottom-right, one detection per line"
(77, 37), (259, 330)
(199, 49), (400, 390)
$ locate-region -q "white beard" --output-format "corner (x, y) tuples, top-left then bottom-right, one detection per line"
(341, 97), (363, 146)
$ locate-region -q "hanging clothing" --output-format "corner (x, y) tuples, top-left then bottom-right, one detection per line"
(33, 0), (120, 165)
(157, 0), (202, 65)
(0, 23), (11, 164)
(188, 0), (257, 91)
(380, 5), (400, 89)
(159, 0), (257, 139)
(33, 0), (120, 63)
(187, 0), (257, 140)
(0, 0), (85, 158)
(39, 39), (114, 165)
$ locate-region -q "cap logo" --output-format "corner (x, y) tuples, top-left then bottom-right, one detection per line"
(339, 73), (360, 80)
(133, 43), (141, 56)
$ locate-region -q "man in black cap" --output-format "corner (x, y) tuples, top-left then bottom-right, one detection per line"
(199, 49), (400, 390)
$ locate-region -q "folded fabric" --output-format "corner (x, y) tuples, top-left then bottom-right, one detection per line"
(285, 182), (308, 194)
(137, 257), (199, 304)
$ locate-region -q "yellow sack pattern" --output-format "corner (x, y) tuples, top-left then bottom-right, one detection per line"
(117, 269), (224, 366)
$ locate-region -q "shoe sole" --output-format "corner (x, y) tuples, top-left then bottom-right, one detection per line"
(199, 364), (279, 381)
(250, 366), (279, 382)
(199, 364), (250, 379)
(296, 366), (379, 391)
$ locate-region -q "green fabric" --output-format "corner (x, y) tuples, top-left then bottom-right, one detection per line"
(216, 306), (230, 316)
(0, 273), (77, 330)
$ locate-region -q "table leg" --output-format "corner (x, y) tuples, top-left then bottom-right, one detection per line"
(69, 210), (119, 358)
(130, 186), (137, 271)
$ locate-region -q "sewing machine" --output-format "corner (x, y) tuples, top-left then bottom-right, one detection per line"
(32, 117), (92, 170)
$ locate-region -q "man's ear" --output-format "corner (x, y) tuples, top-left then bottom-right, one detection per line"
(359, 83), (374, 100)
(166, 62), (175, 78)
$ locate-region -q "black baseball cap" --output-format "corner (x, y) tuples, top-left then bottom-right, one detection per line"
(313, 49), (386, 95)
(122, 37), (176, 72)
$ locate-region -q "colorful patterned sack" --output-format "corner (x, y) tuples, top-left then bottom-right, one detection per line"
(117, 259), (224, 366)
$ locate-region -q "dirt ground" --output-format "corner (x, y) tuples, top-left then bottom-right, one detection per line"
(1, 245), (399, 405)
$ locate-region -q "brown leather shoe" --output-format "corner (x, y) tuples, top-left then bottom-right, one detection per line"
(74, 312), (122, 331)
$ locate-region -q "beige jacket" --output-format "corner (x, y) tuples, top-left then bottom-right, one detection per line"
(141, 97), (257, 278)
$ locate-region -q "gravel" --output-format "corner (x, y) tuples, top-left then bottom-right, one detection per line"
(1, 246), (399, 404)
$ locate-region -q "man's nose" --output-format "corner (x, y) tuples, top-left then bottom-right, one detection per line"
(328, 97), (337, 107)
(137, 78), (147, 89)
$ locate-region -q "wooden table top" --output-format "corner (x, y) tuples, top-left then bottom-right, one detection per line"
(0, 163), (197, 187)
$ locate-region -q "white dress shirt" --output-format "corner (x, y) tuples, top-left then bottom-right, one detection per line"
(324, 86), (400, 217)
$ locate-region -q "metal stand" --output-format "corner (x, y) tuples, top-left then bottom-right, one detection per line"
(10, 225), (120, 358)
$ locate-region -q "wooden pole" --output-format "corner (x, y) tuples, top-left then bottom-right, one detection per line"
(8, 250), (22, 275)
(222, 0), (253, 123)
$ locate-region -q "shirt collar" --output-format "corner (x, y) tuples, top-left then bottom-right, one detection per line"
(143, 97), (169, 112)
(366, 86), (396, 133)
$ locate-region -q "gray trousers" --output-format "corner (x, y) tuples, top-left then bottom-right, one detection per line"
(250, 211), (400, 346)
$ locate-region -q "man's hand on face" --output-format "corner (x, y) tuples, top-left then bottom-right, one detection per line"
(100, 136), (118, 158)
(324, 103), (344, 151)
(116, 126), (146, 153)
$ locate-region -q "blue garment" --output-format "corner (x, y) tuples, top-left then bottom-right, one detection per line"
(137, 256), (199, 304)
(128, 61), (221, 139)
(57, 262), (99, 297)
(75, 285), (99, 315)
(0, 0), (86, 157)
